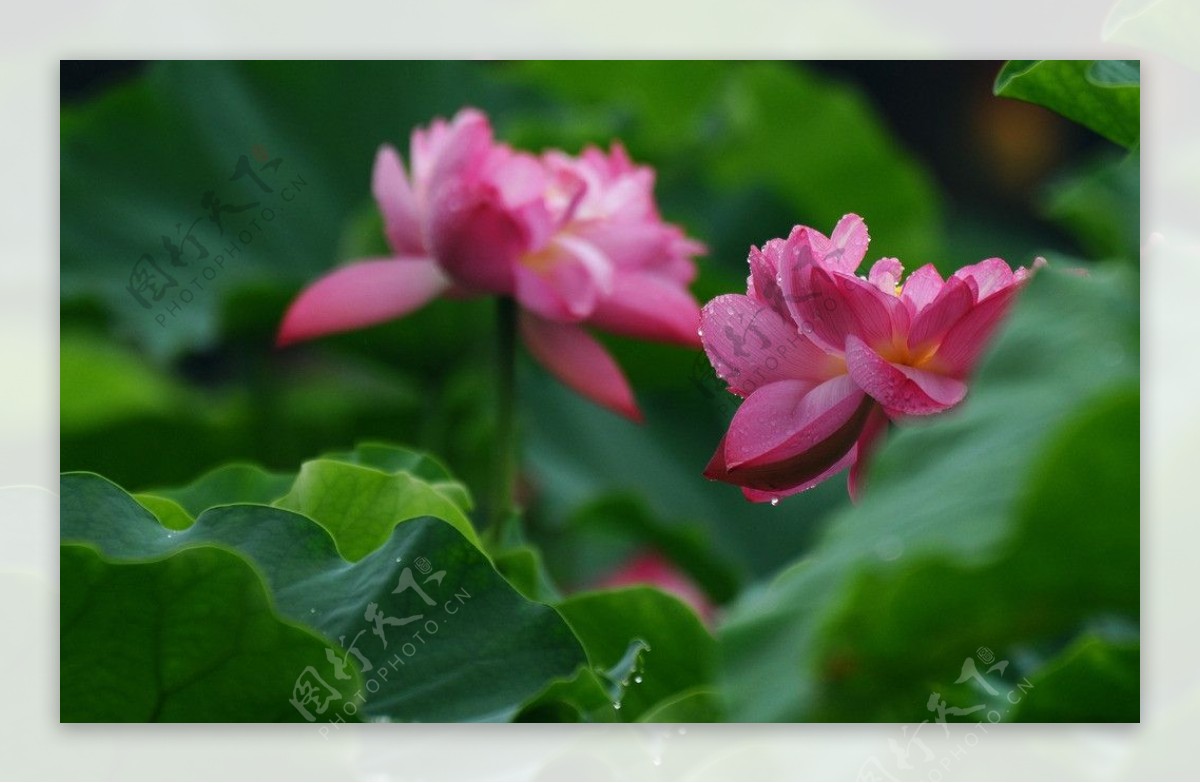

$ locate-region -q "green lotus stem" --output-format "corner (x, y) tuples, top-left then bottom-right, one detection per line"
(492, 296), (519, 539)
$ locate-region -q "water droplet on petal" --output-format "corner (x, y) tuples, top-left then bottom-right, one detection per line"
(770, 498), (780, 507)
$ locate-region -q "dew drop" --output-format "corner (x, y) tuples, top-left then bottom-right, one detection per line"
(770, 498), (780, 507)
(634, 675), (643, 684)
(613, 701), (622, 710)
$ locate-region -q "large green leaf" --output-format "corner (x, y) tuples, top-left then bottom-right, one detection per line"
(61, 472), (586, 722)
(274, 458), (480, 557)
(994, 60), (1139, 149)
(555, 587), (716, 722)
(61, 543), (356, 722)
(149, 463), (294, 517)
(718, 265), (1139, 721)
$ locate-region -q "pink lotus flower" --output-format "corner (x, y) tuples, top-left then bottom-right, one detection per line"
(277, 108), (704, 421)
(597, 551), (714, 624)
(700, 215), (1039, 503)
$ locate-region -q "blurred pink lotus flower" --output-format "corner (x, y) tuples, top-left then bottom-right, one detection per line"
(597, 551), (714, 624)
(278, 108), (704, 421)
(700, 215), (1040, 504)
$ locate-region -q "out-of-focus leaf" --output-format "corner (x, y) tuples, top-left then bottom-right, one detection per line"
(274, 459), (480, 558)
(719, 266), (1139, 721)
(507, 61), (942, 264)
(1011, 637), (1139, 722)
(61, 543), (356, 721)
(61, 472), (586, 722)
(60, 332), (189, 431)
(1041, 153), (1140, 262)
(61, 61), (520, 360)
(994, 60), (1139, 149)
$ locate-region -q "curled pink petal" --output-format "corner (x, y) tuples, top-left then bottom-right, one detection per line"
(277, 258), (449, 347)
(820, 213), (870, 273)
(848, 404), (890, 501)
(780, 262), (859, 352)
(700, 294), (839, 396)
(899, 263), (945, 315)
(928, 284), (1021, 377)
(836, 273), (904, 349)
(741, 446), (858, 504)
(519, 312), (641, 422)
(907, 275), (974, 354)
(704, 381), (872, 494)
(868, 257), (904, 294)
(846, 334), (967, 415)
(952, 257), (1015, 301)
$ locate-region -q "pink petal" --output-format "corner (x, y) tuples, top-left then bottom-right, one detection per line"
(740, 447), (858, 504)
(928, 284), (1020, 377)
(821, 213), (870, 273)
(277, 257), (448, 347)
(587, 271), (701, 347)
(425, 109), (494, 194)
(900, 264), (945, 315)
(597, 551), (713, 623)
(518, 312), (641, 422)
(699, 294), (839, 396)
(429, 182), (524, 294)
(907, 275), (974, 354)
(571, 218), (672, 271)
(952, 257), (1016, 301)
(848, 404), (890, 502)
(836, 273), (905, 349)
(868, 257), (904, 294)
(372, 145), (424, 257)
(845, 334), (967, 416)
(747, 242), (786, 315)
(780, 261), (859, 352)
(704, 377), (871, 493)
(514, 235), (614, 322)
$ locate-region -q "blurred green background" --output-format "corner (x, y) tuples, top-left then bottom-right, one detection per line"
(60, 61), (1139, 722)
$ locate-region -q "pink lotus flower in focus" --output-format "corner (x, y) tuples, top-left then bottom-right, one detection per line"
(700, 215), (1039, 503)
(278, 108), (705, 421)
(597, 551), (714, 624)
